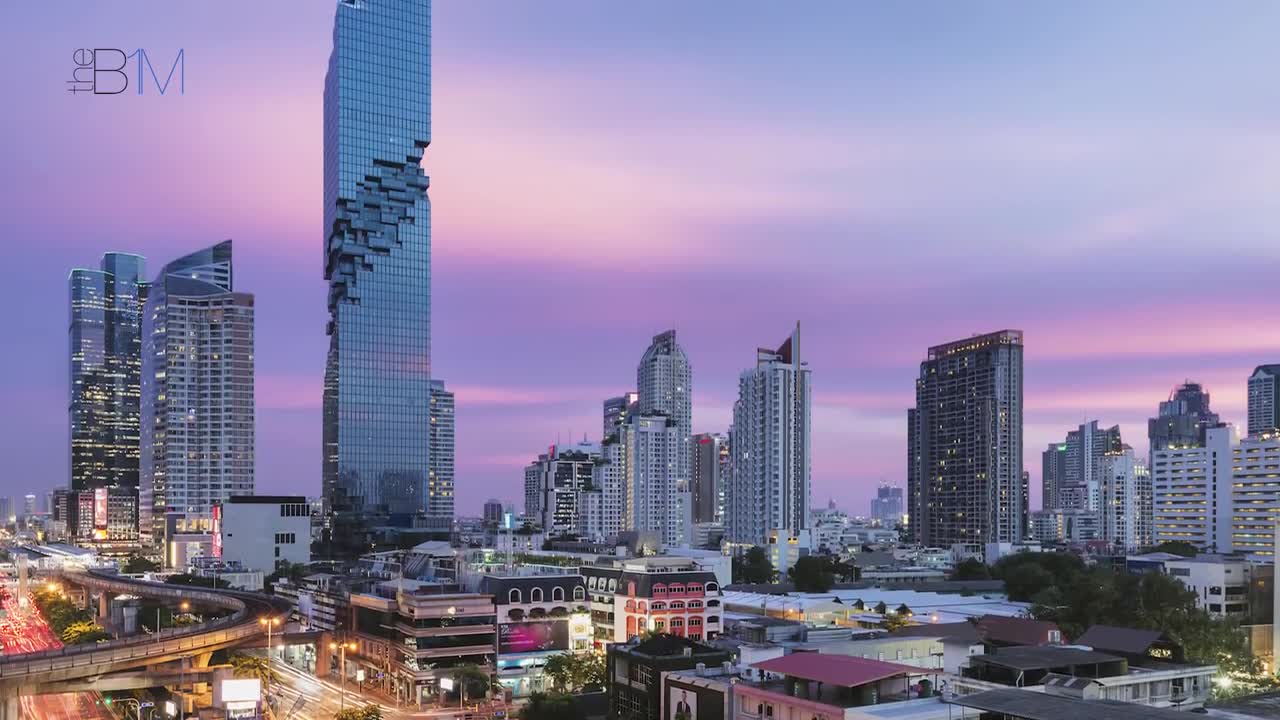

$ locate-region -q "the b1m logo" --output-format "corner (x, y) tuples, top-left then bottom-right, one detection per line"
(67, 48), (185, 95)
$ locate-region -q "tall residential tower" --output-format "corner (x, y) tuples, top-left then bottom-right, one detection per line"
(323, 0), (434, 545)
(139, 241), (255, 548)
(907, 330), (1024, 547)
(622, 331), (693, 548)
(726, 324), (812, 546)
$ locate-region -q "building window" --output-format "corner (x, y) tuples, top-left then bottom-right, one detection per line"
(705, 582), (718, 592)
(553, 587), (565, 602)
(509, 589), (522, 604)
(652, 584), (667, 597)
(531, 588), (544, 603)
(574, 586), (586, 601)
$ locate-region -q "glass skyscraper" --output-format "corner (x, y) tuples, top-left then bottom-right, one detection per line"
(323, 0), (434, 530)
(69, 252), (147, 494)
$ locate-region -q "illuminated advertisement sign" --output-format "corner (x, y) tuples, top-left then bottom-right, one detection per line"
(211, 504), (223, 558)
(498, 620), (569, 654)
(93, 487), (108, 529)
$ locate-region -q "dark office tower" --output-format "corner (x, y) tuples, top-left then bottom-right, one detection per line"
(1148, 381), (1221, 451)
(603, 392), (638, 438)
(322, 0), (433, 540)
(69, 252), (147, 494)
(907, 330), (1024, 548)
(1042, 442), (1067, 510)
(1248, 365), (1280, 437)
(691, 433), (728, 523)
(870, 483), (904, 526)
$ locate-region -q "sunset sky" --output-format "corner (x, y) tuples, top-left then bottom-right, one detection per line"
(3, 2), (1278, 515)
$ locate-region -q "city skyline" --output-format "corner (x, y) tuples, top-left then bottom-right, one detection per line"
(3, 2), (1279, 515)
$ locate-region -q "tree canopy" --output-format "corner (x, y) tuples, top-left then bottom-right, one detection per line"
(733, 547), (777, 584)
(543, 652), (605, 693)
(951, 558), (991, 581)
(519, 693), (585, 720)
(1004, 552), (1274, 696)
(1146, 541), (1199, 558)
(334, 704), (382, 720)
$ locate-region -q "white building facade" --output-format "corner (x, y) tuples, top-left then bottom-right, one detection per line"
(140, 241), (254, 549)
(1099, 446), (1151, 551)
(426, 379), (454, 533)
(1152, 425), (1237, 553)
(726, 324), (811, 549)
(218, 495), (311, 573)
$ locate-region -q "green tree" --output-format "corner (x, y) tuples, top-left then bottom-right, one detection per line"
(543, 653), (575, 692)
(229, 653), (279, 687)
(334, 704), (382, 720)
(519, 693), (584, 720)
(733, 546), (776, 584)
(951, 558), (991, 581)
(1147, 541), (1199, 558)
(61, 620), (109, 644)
(122, 556), (160, 574)
(788, 556), (835, 593)
(1000, 563), (1055, 603)
(452, 663), (491, 704)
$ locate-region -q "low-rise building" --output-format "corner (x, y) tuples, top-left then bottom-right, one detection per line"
(482, 574), (593, 698)
(608, 635), (733, 720)
(1159, 555), (1252, 618)
(218, 495), (311, 574)
(346, 579), (496, 707)
(736, 653), (943, 719)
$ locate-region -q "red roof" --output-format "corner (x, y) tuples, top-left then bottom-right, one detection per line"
(751, 653), (925, 687)
(974, 615), (1063, 646)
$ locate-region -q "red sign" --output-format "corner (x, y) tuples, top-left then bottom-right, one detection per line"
(93, 488), (108, 529)
(211, 504), (223, 558)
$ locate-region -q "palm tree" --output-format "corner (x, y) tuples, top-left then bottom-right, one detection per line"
(452, 663), (491, 705)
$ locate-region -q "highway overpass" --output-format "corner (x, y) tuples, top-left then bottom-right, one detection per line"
(0, 569), (292, 719)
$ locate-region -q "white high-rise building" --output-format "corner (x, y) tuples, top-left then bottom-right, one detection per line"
(726, 324), (812, 547)
(597, 436), (628, 541)
(1229, 431), (1280, 555)
(622, 415), (691, 548)
(1152, 425), (1237, 553)
(636, 330), (692, 474)
(427, 379), (455, 532)
(139, 241), (254, 549)
(621, 331), (693, 549)
(1099, 446), (1151, 551)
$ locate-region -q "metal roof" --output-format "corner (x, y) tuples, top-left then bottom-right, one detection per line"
(953, 688), (1205, 719)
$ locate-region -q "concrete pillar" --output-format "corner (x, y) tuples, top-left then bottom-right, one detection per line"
(316, 633), (333, 679)
(0, 689), (19, 720)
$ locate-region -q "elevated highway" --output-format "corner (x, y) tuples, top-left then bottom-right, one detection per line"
(0, 569), (291, 718)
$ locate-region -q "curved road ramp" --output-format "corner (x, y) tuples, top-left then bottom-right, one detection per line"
(0, 569), (292, 718)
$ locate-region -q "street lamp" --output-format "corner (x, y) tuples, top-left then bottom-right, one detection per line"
(329, 640), (357, 713)
(258, 616), (282, 700)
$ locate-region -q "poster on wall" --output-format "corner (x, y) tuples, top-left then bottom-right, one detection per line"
(670, 686), (698, 720)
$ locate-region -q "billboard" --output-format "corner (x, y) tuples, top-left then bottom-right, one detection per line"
(670, 686), (698, 720)
(498, 620), (569, 654)
(211, 504), (223, 558)
(93, 488), (108, 529)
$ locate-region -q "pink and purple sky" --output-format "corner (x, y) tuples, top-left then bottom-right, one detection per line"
(2, 2), (1278, 515)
